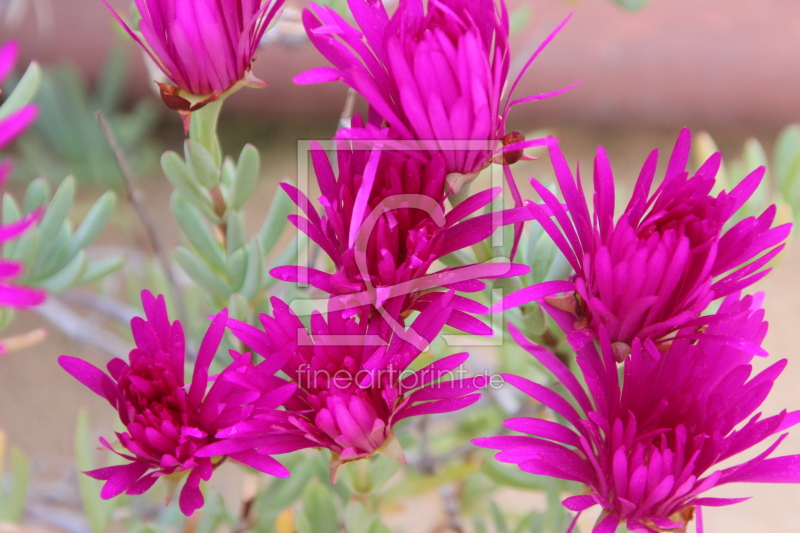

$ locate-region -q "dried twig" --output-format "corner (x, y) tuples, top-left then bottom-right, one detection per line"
(34, 298), (129, 359)
(439, 485), (465, 533)
(95, 112), (189, 330)
(60, 291), (139, 326)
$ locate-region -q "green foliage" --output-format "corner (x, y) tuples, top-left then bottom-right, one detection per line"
(166, 110), (299, 329)
(74, 410), (115, 533)
(613, 0), (651, 10)
(11, 46), (161, 189)
(2, 176), (122, 292)
(0, 436), (29, 524)
(295, 481), (339, 533)
(0, 58), (41, 120)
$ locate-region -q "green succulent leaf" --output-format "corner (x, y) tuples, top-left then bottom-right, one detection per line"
(66, 191), (117, 262)
(162, 151), (219, 223)
(295, 482), (339, 533)
(227, 144), (260, 211)
(0, 446), (29, 523)
(36, 175), (75, 250)
(184, 139), (221, 189)
(171, 193), (226, 273)
(259, 183), (295, 254)
(240, 236), (264, 302)
(614, 0), (650, 10)
(74, 409), (114, 533)
(22, 177), (50, 214)
(174, 246), (232, 301)
(79, 256), (125, 286)
(227, 247), (248, 292)
(226, 211), (247, 257)
(0, 60), (42, 119)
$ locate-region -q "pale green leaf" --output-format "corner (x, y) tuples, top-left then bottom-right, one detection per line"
(41, 251), (87, 293)
(240, 236), (264, 302)
(66, 191), (117, 262)
(185, 139), (221, 189)
(161, 151), (219, 223)
(174, 247), (231, 300)
(227, 144), (260, 211)
(227, 247), (247, 292)
(78, 256), (125, 285)
(295, 482), (338, 533)
(22, 177), (50, 214)
(75, 409), (114, 533)
(259, 183), (295, 254)
(226, 211), (247, 257)
(171, 193), (226, 273)
(0, 447), (29, 523)
(37, 175), (75, 248)
(0, 61), (42, 119)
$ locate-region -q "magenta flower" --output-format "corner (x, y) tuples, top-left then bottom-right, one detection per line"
(498, 129), (791, 357)
(102, 0), (285, 113)
(59, 291), (307, 516)
(0, 41), (46, 317)
(272, 134), (530, 335)
(477, 292), (800, 532)
(295, 0), (572, 183)
(225, 292), (487, 479)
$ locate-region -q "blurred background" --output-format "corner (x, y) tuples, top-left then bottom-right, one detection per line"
(1, 0), (799, 532)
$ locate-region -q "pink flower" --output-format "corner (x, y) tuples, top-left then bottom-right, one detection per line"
(0, 41), (46, 316)
(226, 292), (487, 479)
(102, 0), (285, 112)
(59, 291), (307, 516)
(498, 129), (791, 356)
(296, 0), (571, 181)
(271, 132), (530, 334)
(477, 293), (800, 532)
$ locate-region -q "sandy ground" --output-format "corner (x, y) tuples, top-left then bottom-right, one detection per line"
(1, 124), (798, 532)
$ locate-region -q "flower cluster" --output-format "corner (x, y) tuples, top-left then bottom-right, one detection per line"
(225, 292), (486, 478)
(64, 0), (549, 515)
(60, 292), (310, 515)
(478, 131), (800, 532)
(272, 125), (529, 335)
(296, 0), (571, 182)
(498, 129), (790, 355)
(0, 41), (46, 325)
(61, 0), (800, 527)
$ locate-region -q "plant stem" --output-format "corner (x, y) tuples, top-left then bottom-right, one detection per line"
(190, 99), (224, 167)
